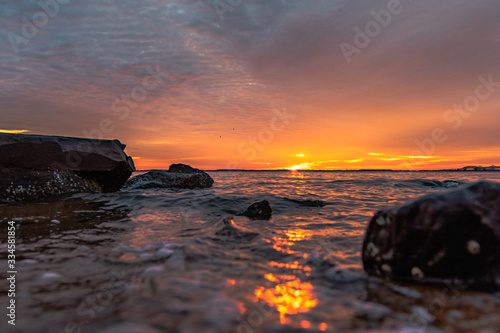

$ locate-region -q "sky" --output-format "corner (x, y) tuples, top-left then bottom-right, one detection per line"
(1, 0), (499, 170)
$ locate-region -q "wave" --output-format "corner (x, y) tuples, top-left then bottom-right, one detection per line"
(393, 179), (464, 188)
(283, 197), (326, 207)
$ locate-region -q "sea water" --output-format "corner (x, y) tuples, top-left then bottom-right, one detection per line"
(1, 171), (500, 332)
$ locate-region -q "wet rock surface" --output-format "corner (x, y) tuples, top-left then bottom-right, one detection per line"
(363, 181), (500, 289)
(124, 164), (214, 189)
(215, 216), (260, 241)
(0, 133), (135, 201)
(238, 200), (273, 220)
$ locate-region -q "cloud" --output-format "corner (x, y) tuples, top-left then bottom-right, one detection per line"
(0, 0), (499, 168)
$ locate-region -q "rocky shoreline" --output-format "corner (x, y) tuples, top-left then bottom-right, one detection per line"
(124, 164), (214, 190)
(2, 133), (500, 294)
(0, 133), (135, 201)
(363, 181), (500, 290)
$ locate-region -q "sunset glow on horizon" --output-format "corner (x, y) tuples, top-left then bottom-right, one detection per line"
(1, 1), (499, 171)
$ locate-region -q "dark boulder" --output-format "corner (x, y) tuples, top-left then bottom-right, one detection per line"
(0, 133), (135, 201)
(124, 164), (213, 189)
(238, 200), (272, 220)
(168, 163), (203, 173)
(362, 181), (500, 289)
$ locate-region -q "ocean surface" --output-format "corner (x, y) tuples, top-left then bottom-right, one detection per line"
(1, 171), (500, 333)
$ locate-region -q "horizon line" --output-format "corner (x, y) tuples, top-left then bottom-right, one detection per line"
(135, 168), (500, 172)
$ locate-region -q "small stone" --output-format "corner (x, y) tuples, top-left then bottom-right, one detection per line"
(366, 242), (379, 257)
(411, 267), (424, 280)
(238, 200), (272, 220)
(466, 240), (480, 255)
(381, 264), (392, 275)
(143, 265), (164, 276)
(388, 284), (422, 299)
(41, 272), (62, 280)
(445, 309), (465, 322)
(410, 306), (434, 325)
(381, 249), (394, 260)
(156, 247), (175, 258)
(376, 216), (386, 226)
(352, 301), (391, 322)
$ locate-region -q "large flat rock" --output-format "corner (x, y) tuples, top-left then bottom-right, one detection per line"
(362, 181), (500, 290)
(124, 164), (213, 189)
(0, 133), (135, 201)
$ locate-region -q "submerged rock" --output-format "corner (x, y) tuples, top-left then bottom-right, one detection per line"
(351, 300), (391, 322)
(284, 197), (326, 207)
(124, 164), (213, 189)
(362, 181), (500, 289)
(0, 133), (135, 201)
(215, 216), (259, 241)
(237, 200), (272, 220)
(324, 266), (363, 283)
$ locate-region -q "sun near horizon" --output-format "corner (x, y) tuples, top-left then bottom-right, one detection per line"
(1, 129), (498, 171)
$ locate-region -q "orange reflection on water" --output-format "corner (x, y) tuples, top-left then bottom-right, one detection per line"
(254, 273), (318, 324)
(272, 236), (295, 253)
(270, 230), (312, 255)
(289, 169), (304, 177)
(285, 230), (310, 242)
(270, 261), (311, 272)
(326, 228), (365, 238)
(328, 250), (359, 261)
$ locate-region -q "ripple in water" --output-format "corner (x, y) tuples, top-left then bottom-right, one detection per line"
(2, 171), (500, 332)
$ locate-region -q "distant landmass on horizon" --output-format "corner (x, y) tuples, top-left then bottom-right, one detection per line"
(136, 165), (500, 172)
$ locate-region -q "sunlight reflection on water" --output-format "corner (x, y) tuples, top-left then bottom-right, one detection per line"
(6, 171), (500, 332)
(255, 272), (318, 325)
